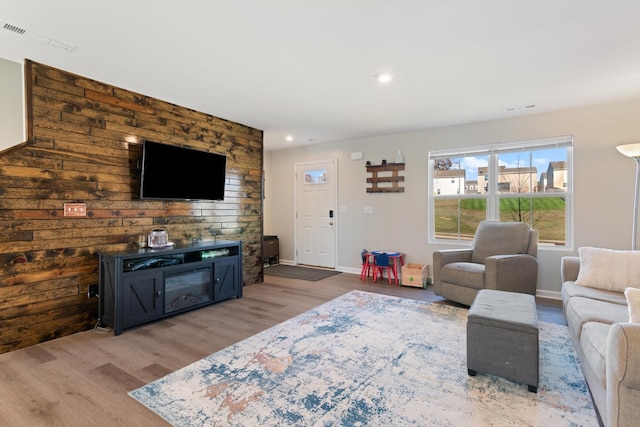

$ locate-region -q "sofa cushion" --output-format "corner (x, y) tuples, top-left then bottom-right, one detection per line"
(562, 281), (628, 306)
(580, 321), (610, 389)
(625, 287), (640, 323)
(575, 247), (640, 292)
(565, 296), (629, 340)
(441, 262), (485, 289)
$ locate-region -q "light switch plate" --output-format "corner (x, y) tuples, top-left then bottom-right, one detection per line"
(64, 203), (86, 217)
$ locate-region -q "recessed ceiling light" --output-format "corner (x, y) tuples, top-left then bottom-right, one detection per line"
(285, 135), (293, 142)
(376, 73), (393, 84)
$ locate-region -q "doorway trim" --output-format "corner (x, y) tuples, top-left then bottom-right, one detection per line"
(293, 158), (338, 268)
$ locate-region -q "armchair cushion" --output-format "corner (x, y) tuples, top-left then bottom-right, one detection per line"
(441, 262), (485, 289)
(471, 221), (532, 264)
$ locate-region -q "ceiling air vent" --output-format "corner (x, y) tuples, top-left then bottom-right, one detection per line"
(0, 19), (76, 52)
(2, 21), (26, 35)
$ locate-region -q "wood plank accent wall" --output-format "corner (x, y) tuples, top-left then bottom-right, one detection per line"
(0, 61), (264, 354)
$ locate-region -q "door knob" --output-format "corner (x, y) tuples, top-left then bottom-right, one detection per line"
(329, 222), (334, 225)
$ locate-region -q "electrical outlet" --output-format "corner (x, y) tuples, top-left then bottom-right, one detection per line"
(64, 203), (86, 217)
(88, 284), (98, 298)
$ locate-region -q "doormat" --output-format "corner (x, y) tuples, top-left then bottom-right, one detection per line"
(264, 264), (341, 281)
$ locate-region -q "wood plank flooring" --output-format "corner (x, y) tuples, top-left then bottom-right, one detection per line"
(0, 272), (564, 426)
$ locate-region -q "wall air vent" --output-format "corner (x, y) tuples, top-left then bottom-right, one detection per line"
(505, 104), (536, 112)
(1, 19), (76, 52)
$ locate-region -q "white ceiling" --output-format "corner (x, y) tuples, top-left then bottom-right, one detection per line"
(1, 1), (639, 151)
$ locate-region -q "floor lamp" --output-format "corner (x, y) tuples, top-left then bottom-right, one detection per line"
(616, 143), (640, 250)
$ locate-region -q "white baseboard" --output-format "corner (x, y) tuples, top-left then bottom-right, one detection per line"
(536, 289), (561, 300)
(276, 260), (562, 300)
(337, 266), (360, 275)
(277, 260), (360, 276)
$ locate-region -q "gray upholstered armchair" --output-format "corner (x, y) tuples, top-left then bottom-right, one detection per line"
(433, 221), (539, 306)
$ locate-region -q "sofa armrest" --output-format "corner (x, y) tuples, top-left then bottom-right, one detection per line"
(561, 256), (580, 282)
(607, 322), (640, 427)
(484, 254), (538, 295)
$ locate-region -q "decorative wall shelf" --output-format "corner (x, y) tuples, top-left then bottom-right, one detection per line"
(366, 163), (405, 193)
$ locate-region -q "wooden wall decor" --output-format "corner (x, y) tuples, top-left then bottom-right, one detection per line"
(0, 61), (264, 354)
(366, 163), (405, 193)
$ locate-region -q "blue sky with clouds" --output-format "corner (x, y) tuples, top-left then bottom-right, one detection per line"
(453, 147), (567, 181)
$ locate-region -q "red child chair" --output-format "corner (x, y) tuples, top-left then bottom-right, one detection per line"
(360, 250), (375, 280)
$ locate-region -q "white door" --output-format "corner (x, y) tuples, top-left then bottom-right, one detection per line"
(294, 159), (337, 268)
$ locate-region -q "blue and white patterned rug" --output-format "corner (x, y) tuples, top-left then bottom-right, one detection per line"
(129, 291), (597, 426)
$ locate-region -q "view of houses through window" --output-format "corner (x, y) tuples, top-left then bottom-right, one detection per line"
(429, 137), (572, 247)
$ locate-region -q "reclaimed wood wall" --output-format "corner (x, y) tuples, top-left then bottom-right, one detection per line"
(0, 61), (264, 354)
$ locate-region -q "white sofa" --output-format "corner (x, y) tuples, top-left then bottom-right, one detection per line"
(561, 254), (640, 427)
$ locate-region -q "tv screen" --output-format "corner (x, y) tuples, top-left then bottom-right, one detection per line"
(140, 140), (227, 201)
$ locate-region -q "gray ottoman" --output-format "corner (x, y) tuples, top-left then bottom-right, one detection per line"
(467, 289), (539, 392)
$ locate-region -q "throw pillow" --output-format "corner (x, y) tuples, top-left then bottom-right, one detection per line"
(575, 247), (640, 292)
(625, 287), (640, 323)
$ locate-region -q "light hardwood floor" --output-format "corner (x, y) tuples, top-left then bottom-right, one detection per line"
(0, 271), (564, 426)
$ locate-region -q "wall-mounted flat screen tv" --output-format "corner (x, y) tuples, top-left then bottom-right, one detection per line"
(140, 140), (227, 201)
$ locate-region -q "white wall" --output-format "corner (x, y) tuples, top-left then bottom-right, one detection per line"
(0, 57), (25, 151)
(265, 99), (640, 297)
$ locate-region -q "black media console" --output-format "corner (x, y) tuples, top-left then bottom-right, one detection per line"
(98, 240), (243, 335)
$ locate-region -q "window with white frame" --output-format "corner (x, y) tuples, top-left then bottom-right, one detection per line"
(428, 136), (573, 248)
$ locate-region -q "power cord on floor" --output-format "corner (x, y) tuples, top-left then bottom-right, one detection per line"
(93, 319), (111, 334)
(93, 292), (111, 333)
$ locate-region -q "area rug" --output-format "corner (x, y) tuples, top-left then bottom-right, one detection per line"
(264, 264), (341, 281)
(129, 291), (597, 426)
